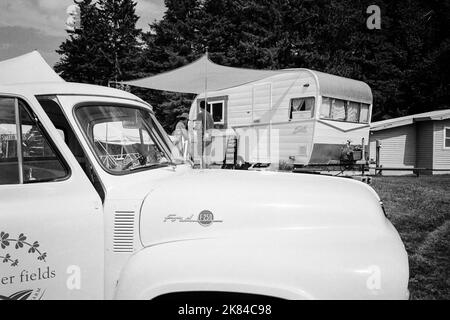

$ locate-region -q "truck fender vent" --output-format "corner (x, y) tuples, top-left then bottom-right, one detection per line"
(113, 211), (135, 253)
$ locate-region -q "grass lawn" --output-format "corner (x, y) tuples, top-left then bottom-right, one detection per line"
(370, 175), (450, 300)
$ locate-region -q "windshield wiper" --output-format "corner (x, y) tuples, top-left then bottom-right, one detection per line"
(128, 163), (169, 171)
(128, 161), (180, 171)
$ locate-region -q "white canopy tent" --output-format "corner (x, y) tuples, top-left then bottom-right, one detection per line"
(0, 51), (64, 85)
(94, 122), (152, 145)
(0, 126), (10, 134)
(124, 54), (372, 104)
(124, 54), (287, 94)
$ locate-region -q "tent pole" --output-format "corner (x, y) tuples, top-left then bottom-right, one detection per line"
(203, 48), (208, 169)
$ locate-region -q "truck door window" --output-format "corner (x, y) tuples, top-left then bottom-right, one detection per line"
(0, 97), (69, 184)
(19, 101), (69, 183)
(0, 98), (20, 184)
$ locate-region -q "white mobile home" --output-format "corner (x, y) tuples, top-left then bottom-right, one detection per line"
(188, 69), (373, 168)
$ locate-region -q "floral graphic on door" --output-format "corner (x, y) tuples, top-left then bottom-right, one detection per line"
(0, 232), (47, 267)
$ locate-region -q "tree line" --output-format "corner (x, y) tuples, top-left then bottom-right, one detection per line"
(55, 0), (449, 131)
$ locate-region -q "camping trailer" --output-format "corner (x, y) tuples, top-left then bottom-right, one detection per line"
(188, 69), (373, 169)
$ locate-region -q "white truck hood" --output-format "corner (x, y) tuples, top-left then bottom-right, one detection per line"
(139, 170), (389, 246)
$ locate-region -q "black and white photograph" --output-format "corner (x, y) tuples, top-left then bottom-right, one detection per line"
(0, 0), (449, 307)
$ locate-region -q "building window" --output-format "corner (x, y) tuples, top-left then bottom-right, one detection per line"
(445, 127), (450, 149)
(289, 97), (315, 120)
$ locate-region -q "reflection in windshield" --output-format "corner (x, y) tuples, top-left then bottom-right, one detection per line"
(76, 105), (183, 173)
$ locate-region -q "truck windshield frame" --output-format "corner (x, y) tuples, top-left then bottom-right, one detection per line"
(74, 102), (184, 176)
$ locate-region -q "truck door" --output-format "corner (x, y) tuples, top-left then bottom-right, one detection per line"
(0, 96), (104, 300)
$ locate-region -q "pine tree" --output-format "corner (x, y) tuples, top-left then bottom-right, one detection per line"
(55, 0), (110, 84)
(55, 0), (142, 85)
(97, 0), (142, 82)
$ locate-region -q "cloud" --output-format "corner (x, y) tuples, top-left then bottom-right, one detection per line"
(0, 26), (63, 66)
(0, 0), (167, 65)
(0, 0), (165, 36)
(136, 0), (166, 29)
(0, 0), (73, 36)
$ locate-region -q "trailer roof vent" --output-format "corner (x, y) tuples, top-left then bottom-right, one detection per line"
(113, 211), (135, 253)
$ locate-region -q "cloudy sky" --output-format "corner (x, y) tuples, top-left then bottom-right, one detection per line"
(0, 0), (166, 66)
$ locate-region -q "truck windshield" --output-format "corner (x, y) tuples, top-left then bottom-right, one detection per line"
(75, 104), (184, 174)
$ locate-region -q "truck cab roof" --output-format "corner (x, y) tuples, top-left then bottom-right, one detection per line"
(0, 82), (147, 107)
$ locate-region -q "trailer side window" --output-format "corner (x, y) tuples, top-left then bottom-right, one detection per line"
(360, 104), (370, 123)
(320, 97), (331, 118)
(347, 101), (360, 122)
(331, 99), (346, 121)
(320, 97), (370, 124)
(197, 96), (228, 129)
(289, 97), (315, 120)
(206, 102), (225, 125)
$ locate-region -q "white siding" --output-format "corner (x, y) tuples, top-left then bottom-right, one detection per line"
(252, 83), (272, 122)
(433, 120), (450, 173)
(227, 88), (253, 126)
(272, 120), (315, 164)
(369, 124), (416, 175)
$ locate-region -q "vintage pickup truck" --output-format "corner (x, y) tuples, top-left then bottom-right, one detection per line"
(0, 53), (409, 300)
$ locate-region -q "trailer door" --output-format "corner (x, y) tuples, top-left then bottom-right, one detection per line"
(0, 96), (104, 300)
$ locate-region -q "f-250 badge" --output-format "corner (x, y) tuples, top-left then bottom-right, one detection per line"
(164, 210), (223, 227)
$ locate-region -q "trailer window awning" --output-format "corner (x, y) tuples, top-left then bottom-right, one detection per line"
(0, 51), (64, 85)
(124, 54), (286, 94)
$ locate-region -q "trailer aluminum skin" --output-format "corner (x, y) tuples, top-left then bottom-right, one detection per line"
(0, 80), (409, 300)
